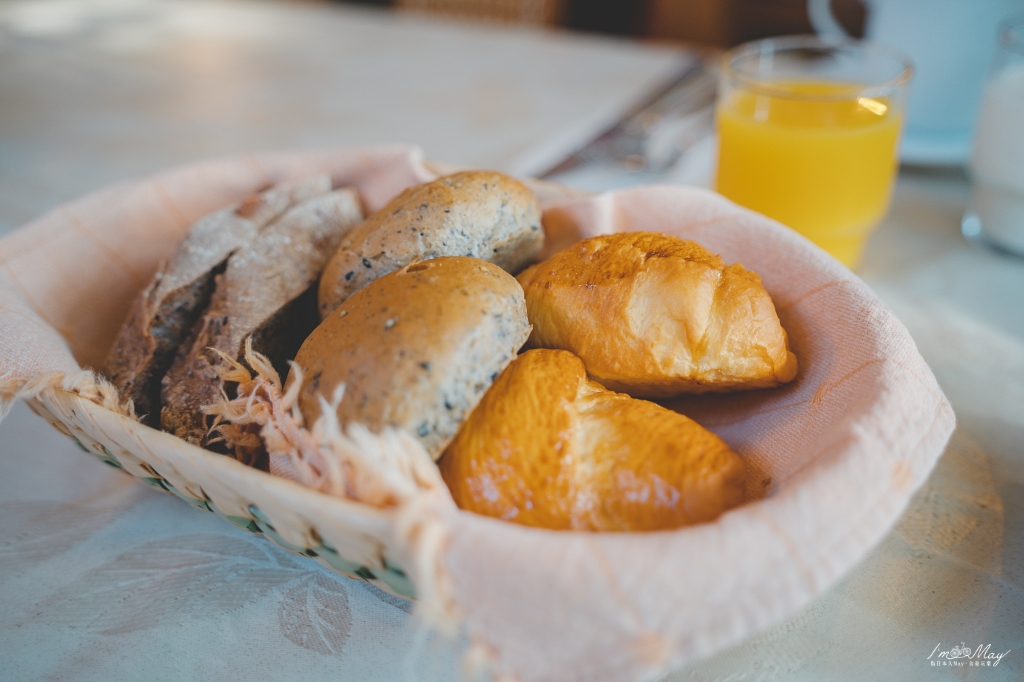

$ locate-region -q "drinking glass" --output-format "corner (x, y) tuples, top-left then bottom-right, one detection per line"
(715, 36), (913, 269)
(962, 14), (1024, 257)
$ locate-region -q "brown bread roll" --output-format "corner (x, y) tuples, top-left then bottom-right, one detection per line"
(317, 171), (543, 317)
(104, 176), (331, 425)
(517, 232), (798, 397)
(439, 349), (746, 531)
(161, 188), (363, 449)
(291, 256), (530, 459)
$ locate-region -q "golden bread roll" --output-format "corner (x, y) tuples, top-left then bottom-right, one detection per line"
(516, 232), (798, 397)
(440, 349), (746, 531)
(318, 171), (543, 317)
(291, 257), (530, 459)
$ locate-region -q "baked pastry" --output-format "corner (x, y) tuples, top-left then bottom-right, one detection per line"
(290, 256), (530, 459)
(439, 349), (746, 531)
(516, 232), (798, 397)
(317, 171), (543, 317)
(161, 188), (363, 449)
(104, 176), (331, 425)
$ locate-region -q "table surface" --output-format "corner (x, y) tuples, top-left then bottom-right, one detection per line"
(1, 1), (1023, 681)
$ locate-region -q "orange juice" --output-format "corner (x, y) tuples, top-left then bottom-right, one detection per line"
(715, 81), (903, 268)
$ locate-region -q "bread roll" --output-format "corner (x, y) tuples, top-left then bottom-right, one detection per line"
(104, 176), (331, 425)
(160, 189), (363, 450)
(439, 349), (746, 531)
(517, 232), (798, 397)
(292, 256), (530, 459)
(317, 171), (542, 317)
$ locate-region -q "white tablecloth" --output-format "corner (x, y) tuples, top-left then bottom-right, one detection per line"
(1, 2), (1022, 680)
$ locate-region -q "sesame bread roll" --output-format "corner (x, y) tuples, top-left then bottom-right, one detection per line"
(318, 171), (542, 317)
(293, 256), (530, 459)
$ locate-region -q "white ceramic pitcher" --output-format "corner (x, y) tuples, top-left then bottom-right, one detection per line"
(808, 0), (1023, 164)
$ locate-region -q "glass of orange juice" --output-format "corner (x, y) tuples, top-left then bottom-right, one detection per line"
(715, 37), (913, 268)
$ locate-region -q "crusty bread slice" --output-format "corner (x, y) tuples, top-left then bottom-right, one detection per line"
(104, 176), (331, 425)
(160, 188), (364, 451)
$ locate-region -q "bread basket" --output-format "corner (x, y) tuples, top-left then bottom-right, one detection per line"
(0, 146), (954, 682)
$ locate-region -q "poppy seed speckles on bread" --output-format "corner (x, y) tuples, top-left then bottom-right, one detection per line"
(317, 171), (543, 317)
(291, 257), (531, 460)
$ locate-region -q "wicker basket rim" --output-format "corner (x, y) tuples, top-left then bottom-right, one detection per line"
(59, 387), (397, 526)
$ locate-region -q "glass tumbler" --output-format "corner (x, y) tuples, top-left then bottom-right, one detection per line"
(715, 36), (913, 269)
(963, 14), (1024, 257)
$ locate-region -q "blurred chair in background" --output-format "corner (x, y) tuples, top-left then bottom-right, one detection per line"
(647, 0), (864, 45)
(562, 0), (647, 36)
(358, 0), (867, 45)
(394, 0), (564, 25)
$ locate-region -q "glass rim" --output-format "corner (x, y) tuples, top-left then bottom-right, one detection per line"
(719, 35), (914, 102)
(998, 13), (1024, 55)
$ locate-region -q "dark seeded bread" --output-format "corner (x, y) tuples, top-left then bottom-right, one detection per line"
(160, 188), (364, 448)
(292, 257), (531, 459)
(317, 171), (542, 317)
(103, 176), (331, 425)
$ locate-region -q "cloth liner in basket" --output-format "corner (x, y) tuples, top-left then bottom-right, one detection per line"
(0, 146), (954, 682)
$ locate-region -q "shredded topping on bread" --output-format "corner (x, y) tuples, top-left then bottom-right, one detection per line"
(204, 338), (445, 508)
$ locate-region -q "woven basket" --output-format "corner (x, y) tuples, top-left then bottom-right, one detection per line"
(1, 148), (955, 681)
(25, 388), (419, 597)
